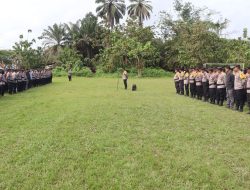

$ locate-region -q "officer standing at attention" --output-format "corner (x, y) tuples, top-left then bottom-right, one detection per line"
(183, 69), (189, 96)
(208, 69), (217, 104)
(195, 69), (203, 100)
(189, 69), (196, 98)
(233, 65), (246, 112)
(246, 67), (250, 114)
(216, 67), (226, 106)
(178, 68), (185, 95)
(0, 70), (6, 96)
(201, 68), (209, 102)
(122, 69), (128, 90)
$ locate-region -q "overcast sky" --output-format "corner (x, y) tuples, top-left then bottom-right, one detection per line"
(0, 0), (249, 49)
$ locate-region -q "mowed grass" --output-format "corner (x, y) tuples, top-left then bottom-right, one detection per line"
(0, 77), (249, 190)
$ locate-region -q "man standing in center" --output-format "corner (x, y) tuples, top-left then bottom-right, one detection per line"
(122, 69), (128, 90)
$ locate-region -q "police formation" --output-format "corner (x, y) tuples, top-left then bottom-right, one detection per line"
(174, 65), (250, 114)
(0, 69), (53, 97)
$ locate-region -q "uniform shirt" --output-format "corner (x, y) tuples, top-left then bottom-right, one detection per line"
(195, 72), (202, 86)
(217, 72), (226, 89)
(189, 72), (196, 84)
(234, 71), (246, 90)
(122, 71), (128, 80)
(184, 72), (189, 85)
(202, 72), (209, 83)
(209, 73), (217, 88)
(246, 74), (250, 94)
(179, 71), (184, 80)
(174, 72), (179, 82)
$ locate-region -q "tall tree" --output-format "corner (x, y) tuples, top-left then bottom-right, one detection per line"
(96, 0), (126, 29)
(128, 0), (152, 27)
(40, 24), (67, 55)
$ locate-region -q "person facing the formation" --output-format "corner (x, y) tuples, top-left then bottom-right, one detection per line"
(174, 69), (180, 94)
(233, 65), (246, 112)
(122, 69), (128, 90)
(68, 69), (72, 82)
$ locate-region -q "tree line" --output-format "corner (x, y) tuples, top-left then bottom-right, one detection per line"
(1, 0), (249, 76)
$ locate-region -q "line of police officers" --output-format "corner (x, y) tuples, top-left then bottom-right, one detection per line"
(174, 65), (250, 114)
(0, 69), (52, 97)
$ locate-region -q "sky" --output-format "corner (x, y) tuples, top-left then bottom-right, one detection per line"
(0, 0), (249, 49)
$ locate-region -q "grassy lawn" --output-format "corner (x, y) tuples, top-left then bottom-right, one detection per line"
(0, 77), (249, 190)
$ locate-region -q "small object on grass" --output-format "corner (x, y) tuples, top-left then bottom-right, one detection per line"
(132, 84), (137, 91)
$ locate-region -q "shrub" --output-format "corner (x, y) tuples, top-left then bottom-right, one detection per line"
(73, 67), (93, 77)
(142, 68), (173, 78)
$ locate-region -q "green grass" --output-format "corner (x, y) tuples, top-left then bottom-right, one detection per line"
(0, 77), (249, 190)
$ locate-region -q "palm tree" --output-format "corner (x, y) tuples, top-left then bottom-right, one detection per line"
(128, 0), (152, 27)
(40, 24), (67, 54)
(65, 13), (100, 59)
(96, 0), (126, 29)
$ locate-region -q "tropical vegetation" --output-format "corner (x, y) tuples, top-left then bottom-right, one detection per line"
(0, 0), (249, 75)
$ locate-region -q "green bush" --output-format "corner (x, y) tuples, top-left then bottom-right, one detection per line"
(142, 68), (173, 78)
(73, 67), (93, 77)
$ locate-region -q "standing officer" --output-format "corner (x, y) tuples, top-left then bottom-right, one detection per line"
(246, 67), (250, 114)
(122, 69), (128, 90)
(0, 69), (6, 96)
(201, 68), (209, 102)
(174, 69), (180, 94)
(208, 69), (217, 104)
(233, 65), (246, 112)
(179, 68), (185, 95)
(195, 69), (203, 100)
(184, 69), (189, 96)
(189, 69), (196, 98)
(216, 67), (226, 106)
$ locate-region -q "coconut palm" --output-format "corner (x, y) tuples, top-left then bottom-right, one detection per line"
(40, 24), (67, 54)
(96, 0), (126, 29)
(128, 0), (152, 27)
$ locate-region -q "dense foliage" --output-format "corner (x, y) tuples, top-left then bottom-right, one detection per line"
(1, 0), (249, 75)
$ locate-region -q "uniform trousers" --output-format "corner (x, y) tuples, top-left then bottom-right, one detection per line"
(175, 81), (180, 94)
(179, 80), (184, 95)
(234, 89), (245, 110)
(216, 88), (226, 105)
(190, 83), (196, 97)
(209, 88), (216, 103)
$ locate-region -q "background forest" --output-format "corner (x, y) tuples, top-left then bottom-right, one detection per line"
(0, 0), (250, 77)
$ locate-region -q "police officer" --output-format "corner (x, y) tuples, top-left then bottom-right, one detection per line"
(0, 69), (6, 96)
(179, 68), (185, 95)
(174, 69), (180, 94)
(195, 69), (203, 100)
(246, 67), (250, 114)
(216, 67), (226, 106)
(201, 68), (209, 102)
(189, 69), (196, 98)
(184, 69), (189, 96)
(208, 69), (217, 104)
(233, 65), (246, 112)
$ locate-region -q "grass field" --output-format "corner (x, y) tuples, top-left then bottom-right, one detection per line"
(0, 77), (249, 190)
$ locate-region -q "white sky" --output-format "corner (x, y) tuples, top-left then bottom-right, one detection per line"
(0, 0), (249, 49)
